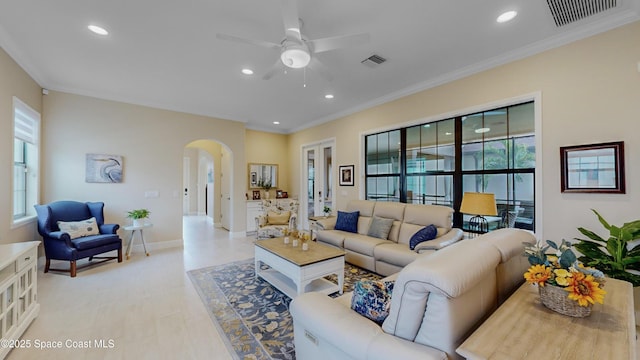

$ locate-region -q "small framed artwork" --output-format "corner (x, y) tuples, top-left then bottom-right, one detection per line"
(276, 189), (284, 198)
(339, 165), (354, 186)
(252, 190), (261, 200)
(86, 154), (123, 183)
(282, 191), (288, 198)
(560, 141), (625, 194)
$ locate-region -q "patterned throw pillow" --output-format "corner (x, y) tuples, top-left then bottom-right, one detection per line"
(335, 211), (359, 233)
(409, 224), (438, 250)
(267, 211), (290, 225)
(57, 217), (100, 239)
(367, 216), (394, 239)
(350, 279), (395, 324)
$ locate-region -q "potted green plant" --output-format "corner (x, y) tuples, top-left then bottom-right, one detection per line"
(257, 179), (272, 199)
(574, 209), (640, 324)
(127, 209), (150, 227)
(323, 206), (331, 217)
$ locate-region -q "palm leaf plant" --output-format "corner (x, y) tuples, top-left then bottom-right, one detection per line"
(574, 209), (640, 286)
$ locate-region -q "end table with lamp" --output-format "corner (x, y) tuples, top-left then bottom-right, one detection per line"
(460, 192), (498, 236)
(123, 222), (152, 259)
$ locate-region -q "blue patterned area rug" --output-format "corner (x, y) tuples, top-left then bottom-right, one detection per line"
(187, 258), (381, 360)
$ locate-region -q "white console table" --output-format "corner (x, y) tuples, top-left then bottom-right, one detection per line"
(0, 241), (40, 359)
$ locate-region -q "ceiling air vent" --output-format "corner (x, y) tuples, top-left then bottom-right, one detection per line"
(361, 54), (387, 67)
(546, 0), (617, 27)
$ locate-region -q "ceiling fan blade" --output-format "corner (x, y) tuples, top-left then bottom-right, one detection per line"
(309, 33), (370, 53)
(281, 0), (302, 41)
(216, 33), (281, 50)
(262, 59), (286, 80)
(308, 57), (333, 82)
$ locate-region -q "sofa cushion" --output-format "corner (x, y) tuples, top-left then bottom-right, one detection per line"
(71, 234), (121, 250)
(409, 225), (438, 250)
(335, 211), (359, 233)
(344, 234), (389, 256)
(374, 243), (421, 268)
(267, 210), (290, 225)
(367, 216), (394, 239)
(351, 279), (395, 324)
(57, 217), (100, 239)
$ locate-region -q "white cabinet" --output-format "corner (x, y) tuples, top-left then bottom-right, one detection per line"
(0, 241), (39, 359)
(246, 200), (262, 234)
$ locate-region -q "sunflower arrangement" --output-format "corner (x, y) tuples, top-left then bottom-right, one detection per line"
(524, 239), (606, 308)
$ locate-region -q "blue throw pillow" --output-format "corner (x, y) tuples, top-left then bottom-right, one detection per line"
(350, 279), (395, 324)
(409, 224), (438, 250)
(335, 211), (359, 233)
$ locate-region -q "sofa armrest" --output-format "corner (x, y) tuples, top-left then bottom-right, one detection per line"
(315, 217), (337, 230)
(100, 223), (120, 234)
(414, 228), (463, 253)
(367, 333), (447, 360)
(290, 292), (382, 359)
(256, 214), (267, 228)
(47, 231), (73, 247)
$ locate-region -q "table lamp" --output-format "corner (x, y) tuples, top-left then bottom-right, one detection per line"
(460, 192), (498, 234)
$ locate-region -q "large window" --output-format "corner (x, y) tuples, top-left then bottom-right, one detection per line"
(365, 101), (535, 231)
(13, 97), (40, 223)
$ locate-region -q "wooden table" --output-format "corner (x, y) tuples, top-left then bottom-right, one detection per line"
(255, 237), (345, 298)
(457, 278), (636, 359)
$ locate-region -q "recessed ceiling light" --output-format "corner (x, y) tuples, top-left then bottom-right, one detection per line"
(475, 127), (491, 133)
(88, 25), (109, 35)
(423, 124), (431, 128)
(497, 10), (517, 23)
(325, 94), (334, 99)
(445, 132), (452, 136)
(273, 121), (280, 125)
(241, 68), (254, 75)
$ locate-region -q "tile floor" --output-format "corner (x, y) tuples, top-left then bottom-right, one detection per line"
(8, 216), (252, 360)
(6, 216), (640, 359)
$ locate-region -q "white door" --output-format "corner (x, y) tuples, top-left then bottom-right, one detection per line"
(183, 157), (190, 215)
(220, 148), (231, 230)
(302, 140), (335, 229)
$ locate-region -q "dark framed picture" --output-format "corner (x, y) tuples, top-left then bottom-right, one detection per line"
(339, 165), (354, 186)
(560, 141), (625, 194)
(252, 190), (261, 200)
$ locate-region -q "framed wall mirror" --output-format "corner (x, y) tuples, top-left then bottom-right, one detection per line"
(248, 163), (278, 189)
(560, 141), (625, 194)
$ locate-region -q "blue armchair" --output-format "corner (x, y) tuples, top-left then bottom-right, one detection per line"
(34, 201), (123, 277)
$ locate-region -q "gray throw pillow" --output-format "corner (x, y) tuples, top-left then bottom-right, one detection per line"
(367, 216), (394, 239)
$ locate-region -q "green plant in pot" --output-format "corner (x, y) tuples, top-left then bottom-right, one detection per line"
(574, 209), (640, 286)
(257, 179), (272, 199)
(127, 209), (150, 227)
(323, 206), (331, 217)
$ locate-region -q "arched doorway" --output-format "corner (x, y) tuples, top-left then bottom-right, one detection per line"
(184, 140), (233, 230)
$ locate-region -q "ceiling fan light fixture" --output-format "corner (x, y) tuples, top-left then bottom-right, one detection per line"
(281, 46), (310, 69)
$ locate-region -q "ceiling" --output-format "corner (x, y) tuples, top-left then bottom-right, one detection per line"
(1, 1), (639, 134)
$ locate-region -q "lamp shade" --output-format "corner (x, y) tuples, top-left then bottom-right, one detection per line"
(281, 46), (311, 69)
(460, 192), (497, 216)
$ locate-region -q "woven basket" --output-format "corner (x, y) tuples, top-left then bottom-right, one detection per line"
(539, 284), (592, 317)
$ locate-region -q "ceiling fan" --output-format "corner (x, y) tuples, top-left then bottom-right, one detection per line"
(216, 0), (369, 81)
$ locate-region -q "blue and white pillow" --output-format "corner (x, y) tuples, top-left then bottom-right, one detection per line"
(335, 211), (359, 233)
(350, 279), (395, 324)
(409, 224), (438, 250)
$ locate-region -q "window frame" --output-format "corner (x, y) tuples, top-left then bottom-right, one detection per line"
(364, 100), (537, 232)
(12, 97), (40, 227)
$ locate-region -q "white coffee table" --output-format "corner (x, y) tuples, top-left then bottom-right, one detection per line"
(255, 237), (345, 298)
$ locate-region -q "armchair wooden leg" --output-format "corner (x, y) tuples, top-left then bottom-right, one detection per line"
(117, 248), (123, 263)
(70, 260), (77, 278)
(44, 258), (50, 273)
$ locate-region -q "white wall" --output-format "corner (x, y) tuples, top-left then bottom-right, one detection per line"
(41, 91), (247, 243)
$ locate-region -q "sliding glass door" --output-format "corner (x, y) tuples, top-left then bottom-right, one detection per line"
(302, 140), (335, 228)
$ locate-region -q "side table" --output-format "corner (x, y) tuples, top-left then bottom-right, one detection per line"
(123, 223), (152, 259)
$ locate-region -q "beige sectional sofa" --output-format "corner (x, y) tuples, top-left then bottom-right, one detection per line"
(315, 200), (463, 276)
(290, 228), (536, 360)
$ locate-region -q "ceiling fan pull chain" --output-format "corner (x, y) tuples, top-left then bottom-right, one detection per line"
(303, 67), (307, 88)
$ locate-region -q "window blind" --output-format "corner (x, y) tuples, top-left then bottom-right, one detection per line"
(13, 97), (40, 144)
